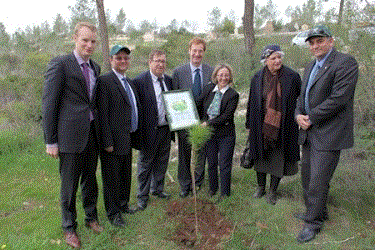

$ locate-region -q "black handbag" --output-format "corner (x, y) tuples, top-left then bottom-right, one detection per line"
(240, 139), (254, 169)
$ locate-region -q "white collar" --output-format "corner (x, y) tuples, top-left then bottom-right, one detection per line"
(213, 84), (230, 94)
(112, 69), (127, 81)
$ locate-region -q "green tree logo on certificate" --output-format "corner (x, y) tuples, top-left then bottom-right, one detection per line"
(162, 90), (200, 131)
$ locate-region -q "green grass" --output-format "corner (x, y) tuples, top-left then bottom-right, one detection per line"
(1, 117), (375, 249)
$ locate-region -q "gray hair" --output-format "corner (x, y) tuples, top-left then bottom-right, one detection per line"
(260, 51), (285, 66)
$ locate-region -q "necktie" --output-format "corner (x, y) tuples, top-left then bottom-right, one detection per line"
(207, 91), (223, 118)
(82, 62), (94, 121)
(122, 77), (138, 132)
(82, 63), (91, 96)
(157, 77), (165, 92)
(304, 64), (321, 114)
(192, 68), (202, 99)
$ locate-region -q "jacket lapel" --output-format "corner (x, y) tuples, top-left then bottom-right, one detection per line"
(111, 71), (131, 106)
(312, 49), (336, 85)
(68, 54), (90, 101)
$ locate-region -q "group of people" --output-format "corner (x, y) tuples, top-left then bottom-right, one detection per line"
(42, 21), (358, 248)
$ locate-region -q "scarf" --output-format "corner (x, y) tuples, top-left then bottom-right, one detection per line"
(262, 66), (282, 144)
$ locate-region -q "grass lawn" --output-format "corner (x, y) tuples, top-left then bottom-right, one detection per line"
(1, 116), (375, 249)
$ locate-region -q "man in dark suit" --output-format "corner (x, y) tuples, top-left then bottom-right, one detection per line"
(42, 22), (102, 248)
(96, 45), (140, 226)
(172, 37), (214, 197)
(295, 25), (358, 243)
(132, 49), (173, 211)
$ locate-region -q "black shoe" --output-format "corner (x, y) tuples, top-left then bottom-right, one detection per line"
(266, 191), (277, 205)
(179, 190), (190, 198)
(152, 192), (171, 199)
(133, 201), (147, 213)
(208, 190), (216, 197)
(121, 205), (135, 214)
(294, 212), (329, 221)
(109, 213), (126, 227)
(296, 227), (319, 243)
(253, 186), (266, 198)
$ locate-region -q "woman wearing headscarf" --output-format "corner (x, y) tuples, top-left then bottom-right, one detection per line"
(197, 63), (239, 201)
(245, 45), (301, 205)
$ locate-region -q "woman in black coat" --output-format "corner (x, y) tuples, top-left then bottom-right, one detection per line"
(245, 45), (301, 205)
(197, 63), (239, 201)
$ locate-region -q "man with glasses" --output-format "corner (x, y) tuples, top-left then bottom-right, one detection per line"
(295, 25), (358, 243)
(132, 49), (174, 212)
(96, 45), (140, 227)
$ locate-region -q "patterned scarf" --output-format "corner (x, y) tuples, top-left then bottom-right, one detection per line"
(262, 67), (282, 144)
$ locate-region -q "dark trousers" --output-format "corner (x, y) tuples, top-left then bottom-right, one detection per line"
(137, 126), (171, 202)
(100, 150), (132, 219)
(59, 123), (99, 232)
(256, 172), (281, 192)
(177, 129), (206, 192)
(206, 135), (235, 196)
(301, 137), (340, 230)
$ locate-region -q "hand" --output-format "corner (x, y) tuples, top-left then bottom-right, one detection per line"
(296, 115), (312, 130)
(105, 146), (114, 153)
(46, 146), (59, 159)
(201, 122), (208, 127)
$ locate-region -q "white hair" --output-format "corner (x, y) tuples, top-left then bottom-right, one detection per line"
(260, 51), (285, 66)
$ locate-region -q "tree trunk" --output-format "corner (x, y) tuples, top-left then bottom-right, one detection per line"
(337, 0), (345, 25)
(95, 0), (111, 72)
(243, 0), (255, 55)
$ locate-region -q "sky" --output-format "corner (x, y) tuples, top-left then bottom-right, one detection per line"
(1, 0), (338, 34)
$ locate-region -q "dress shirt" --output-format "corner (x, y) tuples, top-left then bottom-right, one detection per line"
(150, 71), (168, 126)
(304, 49), (333, 115)
(112, 69), (139, 131)
(190, 62), (203, 88)
(207, 85), (229, 120)
(74, 50), (96, 99)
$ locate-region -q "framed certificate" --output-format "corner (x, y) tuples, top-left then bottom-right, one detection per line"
(162, 90), (200, 131)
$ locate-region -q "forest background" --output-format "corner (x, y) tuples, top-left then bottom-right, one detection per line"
(0, 0), (375, 249)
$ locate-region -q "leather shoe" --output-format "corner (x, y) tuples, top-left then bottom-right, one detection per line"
(152, 191), (171, 199)
(296, 227), (319, 243)
(121, 205), (135, 214)
(266, 191), (277, 205)
(179, 190), (190, 198)
(85, 220), (103, 234)
(64, 231), (81, 248)
(253, 186), (266, 198)
(294, 212), (329, 221)
(109, 213), (126, 227)
(208, 190), (216, 197)
(133, 201), (147, 213)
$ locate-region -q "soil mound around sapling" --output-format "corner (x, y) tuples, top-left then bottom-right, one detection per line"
(166, 198), (233, 249)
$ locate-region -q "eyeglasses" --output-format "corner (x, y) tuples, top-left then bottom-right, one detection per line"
(114, 56), (130, 61)
(152, 60), (166, 64)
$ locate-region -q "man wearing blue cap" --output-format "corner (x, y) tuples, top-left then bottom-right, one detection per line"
(295, 25), (359, 243)
(96, 45), (141, 227)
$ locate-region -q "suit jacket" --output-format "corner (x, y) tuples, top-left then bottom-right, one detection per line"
(172, 63), (213, 100)
(133, 71), (173, 155)
(42, 53), (100, 153)
(96, 71), (141, 155)
(197, 83), (239, 138)
(246, 65), (301, 164)
(295, 48), (358, 150)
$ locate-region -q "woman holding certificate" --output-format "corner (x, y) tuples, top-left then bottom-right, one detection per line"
(196, 63), (239, 202)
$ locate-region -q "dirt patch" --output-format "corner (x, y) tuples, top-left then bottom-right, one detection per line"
(166, 198), (233, 250)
